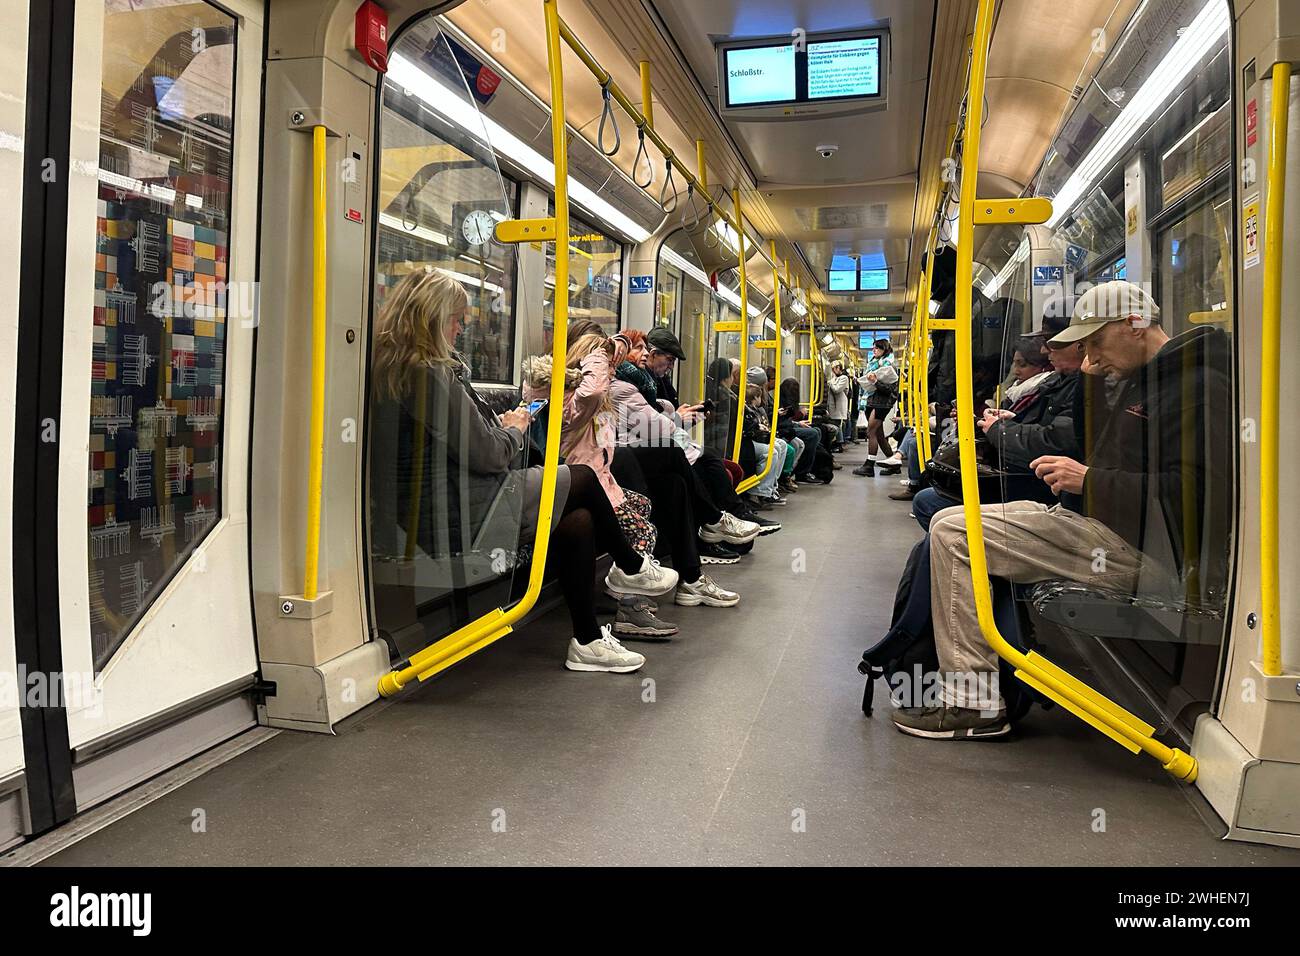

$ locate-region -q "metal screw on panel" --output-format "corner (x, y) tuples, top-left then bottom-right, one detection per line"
(1246, 612), (1258, 629)
(291, 111), (306, 126)
(281, 600), (295, 615)
(346, 329), (356, 344)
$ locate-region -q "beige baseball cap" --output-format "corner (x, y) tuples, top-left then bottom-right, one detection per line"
(1049, 280), (1160, 344)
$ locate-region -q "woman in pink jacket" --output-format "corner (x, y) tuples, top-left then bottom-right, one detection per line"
(522, 321), (678, 601)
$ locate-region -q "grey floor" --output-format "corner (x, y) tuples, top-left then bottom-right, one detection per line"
(42, 447), (1300, 866)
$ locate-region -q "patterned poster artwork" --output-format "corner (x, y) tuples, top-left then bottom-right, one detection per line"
(87, 0), (235, 670)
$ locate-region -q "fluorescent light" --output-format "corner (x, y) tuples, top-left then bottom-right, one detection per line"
(1160, 101), (1226, 162)
(378, 212), (451, 246)
(1046, 0), (1229, 227)
(387, 53), (652, 243)
(712, 217), (742, 255)
(436, 266), (503, 294)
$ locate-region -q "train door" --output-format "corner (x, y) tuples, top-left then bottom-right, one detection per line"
(11, 0), (264, 837)
(0, 0), (30, 851)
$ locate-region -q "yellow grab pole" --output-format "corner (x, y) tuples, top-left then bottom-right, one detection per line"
(378, 0), (572, 697)
(1260, 62), (1291, 677)
(696, 139), (707, 189)
(950, 0), (1196, 780)
(737, 241), (784, 493)
(640, 60), (654, 129)
(730, 186), (750, 463)
(917, 231), (935, 467)
(303, 124), (328, 601)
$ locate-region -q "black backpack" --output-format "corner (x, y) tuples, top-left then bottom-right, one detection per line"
(811, 444), (835, 483)
(858, 535), (1044, 721)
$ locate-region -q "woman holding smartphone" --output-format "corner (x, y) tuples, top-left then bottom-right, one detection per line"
(370, 269), (674, 675)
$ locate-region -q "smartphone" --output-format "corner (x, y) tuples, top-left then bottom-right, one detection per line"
(526, 399), (549, 418)
(702, 399), (715, 414)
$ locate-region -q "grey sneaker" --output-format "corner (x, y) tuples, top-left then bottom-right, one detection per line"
(891, 704), (1010, 739)
(614, 595), (679, 639)
(700, 512), (761, 546)
(675, 573), (740, 607)
(605, 554), (679, 597)
(564, 625), (646, 673)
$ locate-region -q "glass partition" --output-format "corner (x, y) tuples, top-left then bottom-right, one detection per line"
(978, 0), (1235, 736)
(367, 17), (538, 659)
(543, 206), (622, 340)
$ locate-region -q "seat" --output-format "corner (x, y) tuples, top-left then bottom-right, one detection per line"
(1015, 580), (1224, 645)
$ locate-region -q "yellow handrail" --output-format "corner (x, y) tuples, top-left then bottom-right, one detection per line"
(736, 240), (783, 493)
(949, 0), (1196, 780)
(1260, 61), (1291, 677)
(378, 0), (572, 696)
(303, 125), (328, 601)
(554, 17), (799, 291)
(730, 186), (750, 464)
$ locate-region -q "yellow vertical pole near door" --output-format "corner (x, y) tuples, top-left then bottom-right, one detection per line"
(1260, 62), (1291, 677)
(730, 186), (749, 463)
(737, 240), (784, 493)
(303, 124), (328, 601)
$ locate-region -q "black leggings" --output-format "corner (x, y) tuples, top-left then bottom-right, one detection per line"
(866, 408), (893, 457)
(546, 464), (642, 644)
(625, 445), (723, 526)
(692, 449), (742, 516)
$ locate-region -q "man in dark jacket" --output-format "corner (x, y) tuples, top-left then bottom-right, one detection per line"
(979, 332), (1087, 469)
(893, 281), (1232, 740)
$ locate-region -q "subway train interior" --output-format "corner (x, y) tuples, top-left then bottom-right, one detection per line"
(2, 0), (1300, 885)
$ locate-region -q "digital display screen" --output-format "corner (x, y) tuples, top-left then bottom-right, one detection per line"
(724, 44), (796, 106)
(859, 332), (873, 349)
(829, 269), (858, 291)
(828, 267), (889, 292)
(808, 37), (881, 99)
(860, 269), (889, 291)
(722, 31), (886, 110)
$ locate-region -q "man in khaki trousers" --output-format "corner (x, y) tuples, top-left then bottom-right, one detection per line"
(893, 280), (1231, 739)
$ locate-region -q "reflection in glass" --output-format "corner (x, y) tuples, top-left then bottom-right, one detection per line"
(544, 208), (623, 341)
(367, 21), (528, 657)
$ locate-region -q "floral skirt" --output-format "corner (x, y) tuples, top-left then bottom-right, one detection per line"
(614, 488), (657, 555)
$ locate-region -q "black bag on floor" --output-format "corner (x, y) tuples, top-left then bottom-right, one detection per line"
(811, 444), (835, 484)
(858, 536), (1043, 721)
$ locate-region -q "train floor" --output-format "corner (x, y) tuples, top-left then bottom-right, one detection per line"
(37, 448), (1300, 866)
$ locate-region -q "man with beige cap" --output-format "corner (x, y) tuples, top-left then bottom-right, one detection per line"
(893, 280), (1232, 740)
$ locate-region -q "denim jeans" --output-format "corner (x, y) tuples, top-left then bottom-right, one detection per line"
(900, 429), (922, 486)
(791, 424), (820, 476)
(912, 486), (958, 532)
(752, 440), (787, 497)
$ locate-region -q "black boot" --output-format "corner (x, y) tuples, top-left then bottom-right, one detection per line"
(852, 460), (875, 477)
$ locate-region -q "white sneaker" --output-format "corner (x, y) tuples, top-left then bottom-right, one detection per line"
(881, 453), (904, 466)
(564, 625), (646, 673)
(604, 553), (679, 597)
(700, 512), (761, 546)
(675, 573), (740, 607)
